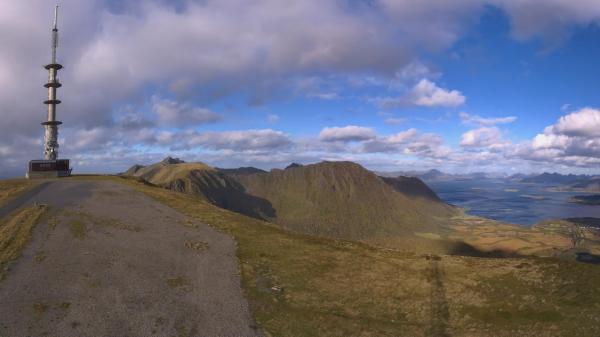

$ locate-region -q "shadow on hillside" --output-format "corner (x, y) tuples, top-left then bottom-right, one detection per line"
(380, 176), (442, 202)
(576, 252), (600, 265)
(566, 217), (600, 228)
(204, 184), (277, 221)
(426, 257), (451, 337)
(447, 241), (521, 258)
(120, 175), (276, 221)
(174, 172), (277, 221)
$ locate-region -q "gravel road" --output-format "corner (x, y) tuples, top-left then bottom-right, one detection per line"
(0, 179), (261, 337)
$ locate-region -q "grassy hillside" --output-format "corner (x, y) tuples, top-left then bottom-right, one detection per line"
(121, 160), (600, 258)
(236, 161), (457, 240)
(2, 175), (600, 335)
(218, 167), (267, 176)
(123, 158), (275, 220)
(107, 175), (600, 336)
(381, 175), (443, 202)
(126, 159), (458, 241)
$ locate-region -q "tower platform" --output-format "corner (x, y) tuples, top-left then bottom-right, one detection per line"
(27, 159), (71, 179)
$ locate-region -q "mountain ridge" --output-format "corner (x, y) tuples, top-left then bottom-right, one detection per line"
(124, 158), (458, 241)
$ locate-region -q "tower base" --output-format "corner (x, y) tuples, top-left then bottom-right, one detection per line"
(27, 159), (71, 179)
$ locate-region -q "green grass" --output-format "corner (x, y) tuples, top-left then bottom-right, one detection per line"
(103, 175), (600, 336)
(237, 161), (456, 241)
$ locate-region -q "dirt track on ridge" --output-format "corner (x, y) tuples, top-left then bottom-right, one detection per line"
(0, 179), (261, 337)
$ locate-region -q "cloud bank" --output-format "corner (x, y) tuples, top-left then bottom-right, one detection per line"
(1, 0), (600, 176)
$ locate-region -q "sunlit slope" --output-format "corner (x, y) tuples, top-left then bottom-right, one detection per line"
(122, 159), (600, 259)
(123, 157), (275, 220)
(126, 159), (457, 241)
(236, 161), (458, 239)
(111, 175), (600, 337)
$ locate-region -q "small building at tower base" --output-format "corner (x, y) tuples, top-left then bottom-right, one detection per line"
(27, 159), (71, 179)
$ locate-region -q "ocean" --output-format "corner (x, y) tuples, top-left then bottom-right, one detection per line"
(427, 179), (600, 225)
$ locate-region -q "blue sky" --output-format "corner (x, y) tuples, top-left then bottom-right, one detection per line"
(1, 1), (600, 177)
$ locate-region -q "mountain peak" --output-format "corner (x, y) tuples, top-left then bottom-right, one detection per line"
(285, 163), (303, 170)
(161, 156), (185, 165)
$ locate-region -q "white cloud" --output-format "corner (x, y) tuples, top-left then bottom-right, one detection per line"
(459, 112), (517, 127)
(307, 92), (340, 100)
(376, 79), (466, 108)
(460, 127), (504, 148)
(410, 79), (466, 107)
(551, 107), (600, 137)
(396, 61), (440, 82)
(531, 133), (571, 150)
(319, 126), (376, 142)
(3, 1), (600, 175)
(186, 129), (293, 151)
(516, 107), (600, 167)
(69, 127), (113, 151)
(152, 96), (221, 127)
(361, 128), (451, 158)
(384, 118), (406, 125)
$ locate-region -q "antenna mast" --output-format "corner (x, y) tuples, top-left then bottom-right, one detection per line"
(27, 3), (71, 179)
(42, 3), (63, 161)
(51, 4), (59, 64)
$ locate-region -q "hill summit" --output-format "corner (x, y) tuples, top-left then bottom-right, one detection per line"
(235, 161), (456, 239)
(123, 157), (275, 219)
(124, 158), (457, 241)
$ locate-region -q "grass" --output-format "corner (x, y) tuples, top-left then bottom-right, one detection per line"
(0, 179), (36, 207)
(184, 240), (209, 252)
(166, 276), (191, 288)
(61, 209), (141, 237)
(69, 218), (87, 239)
(236, 161), (456, 240)
(32, 302), (49, 319)
(105, 175), (600, 336)
(0, 205), (48, 280)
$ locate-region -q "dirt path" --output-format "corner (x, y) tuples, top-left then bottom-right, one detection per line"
(0, 180), (261, 337)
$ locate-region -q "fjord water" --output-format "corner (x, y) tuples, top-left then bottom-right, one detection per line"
(428, 179), (600, 225)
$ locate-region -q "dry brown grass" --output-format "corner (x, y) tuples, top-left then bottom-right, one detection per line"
(135, 162), (214, 185)
(0, 205), (48, 279)
(447, 215), (586, 256)
(100, 175), (600, 336)
(0, 179), (35, 207)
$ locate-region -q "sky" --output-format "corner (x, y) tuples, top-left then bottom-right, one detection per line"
(1, 0), (600, 177)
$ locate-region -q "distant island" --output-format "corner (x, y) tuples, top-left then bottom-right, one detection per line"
(569, 195), (600, 205)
